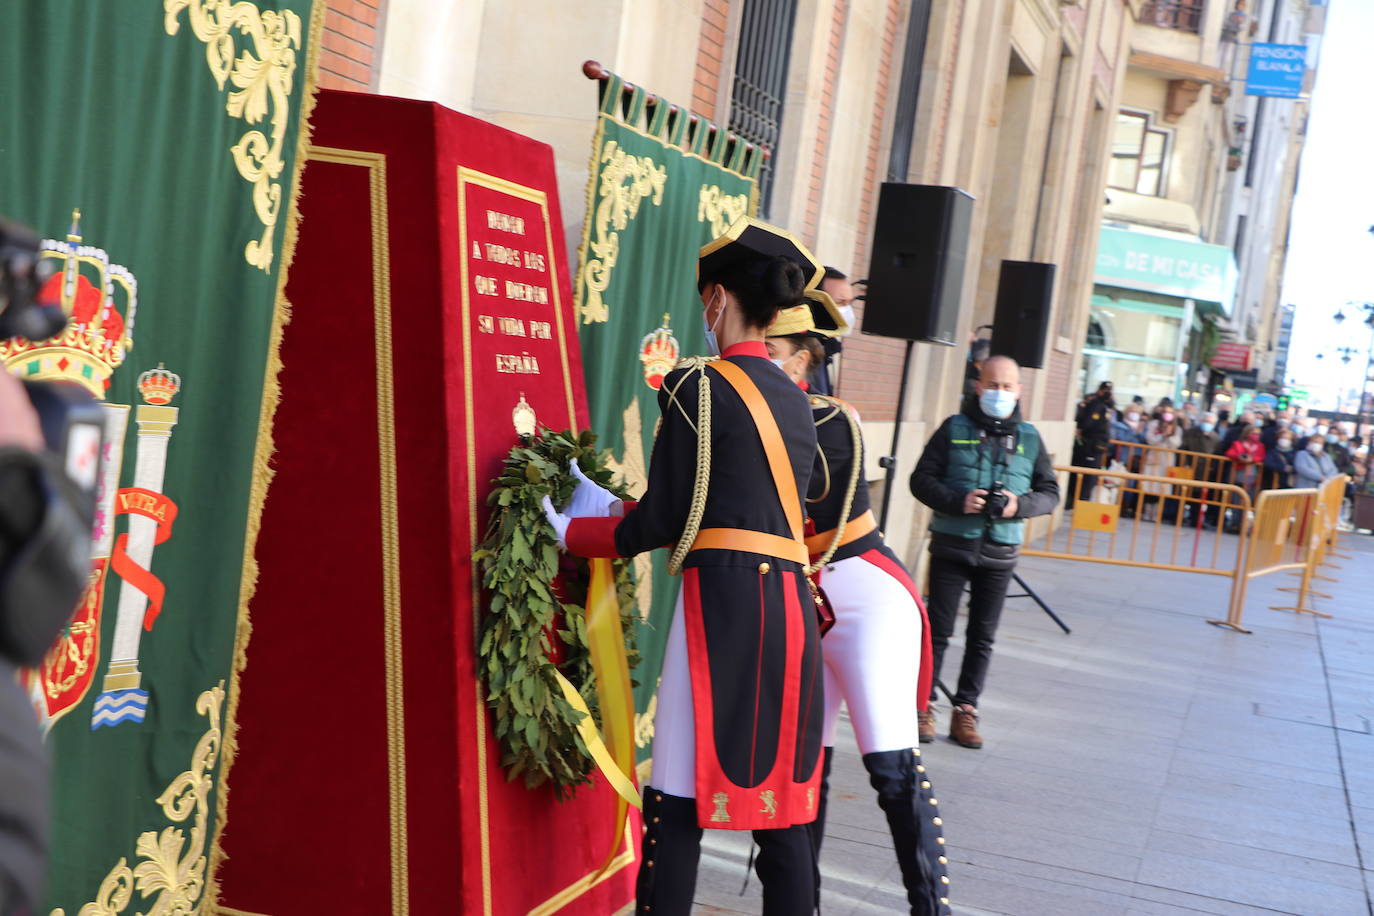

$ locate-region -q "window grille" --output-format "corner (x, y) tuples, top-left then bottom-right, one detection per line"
(1140, 0), (1206, 34)
(727, 0), (800, 216)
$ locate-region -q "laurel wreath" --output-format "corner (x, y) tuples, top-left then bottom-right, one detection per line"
(474, 428), (640, 797)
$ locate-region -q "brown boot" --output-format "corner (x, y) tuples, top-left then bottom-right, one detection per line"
(949, 704), (982, 749)
(918, 708), (937, 744)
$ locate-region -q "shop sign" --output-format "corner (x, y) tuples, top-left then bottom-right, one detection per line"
(1246, 43), (1308, 99)
(1211, 342), (1252, 371)
(1095, 227), (1237, 309)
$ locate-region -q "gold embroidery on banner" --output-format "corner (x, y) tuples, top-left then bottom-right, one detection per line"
(164, 0), (303, 272)
(579, 141), (666, 324)
(698, 185), (749, 237)
(759, 790), (778, 820)
(807, 787), (816, 810)
(53, 683), (225, 916)
(710, 792), (732, 823)
(634, 679), (659, 749)
(604, 398), (653, 620)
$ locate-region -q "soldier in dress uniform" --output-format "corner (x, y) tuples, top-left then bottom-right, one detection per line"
(544, 218), (827, 915)
(765, 292), (951, 916)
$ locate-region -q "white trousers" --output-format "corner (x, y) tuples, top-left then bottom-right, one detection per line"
(648, 593), (697, 797)
(819, 553), (923, 754)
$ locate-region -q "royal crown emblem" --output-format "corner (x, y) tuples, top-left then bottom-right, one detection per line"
(138, 363), (182, 406)
(639, 313), (680, 390)
(0, 210), (137, 398)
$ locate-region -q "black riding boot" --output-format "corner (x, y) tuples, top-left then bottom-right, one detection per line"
(752, 823), (818, 915)
(862, 748), (952, 916)
(635, 790), (702, 916)
(805, 746), (835, 902)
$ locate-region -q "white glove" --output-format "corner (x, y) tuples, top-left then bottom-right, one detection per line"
(566, 458), (619, 518)
(541, 495), (571, 549)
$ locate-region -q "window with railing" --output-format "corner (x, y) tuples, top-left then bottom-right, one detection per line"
(1108, 111), (1171, 197)
(1140, 0), (1206, 34)
(727, 0), (800, 216)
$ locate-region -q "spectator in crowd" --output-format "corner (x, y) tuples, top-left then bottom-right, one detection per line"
(1181, 402), (1201, 429)
(1226, 423), (1266, 497)
(1140, 407), (1182, 520)
(1219, 410), (1256, 456)
(1328, 427), (1354, 474)
(910, 356), (1059, 748)
(1264, 430), (1298, 488)
(1183, 411), (1220, 455)
(1298, 420), (1326, 451)
(1113, 403), (1148, 470)
(1296, 435), (1341, 489)
(1261, 409), (1292, 452)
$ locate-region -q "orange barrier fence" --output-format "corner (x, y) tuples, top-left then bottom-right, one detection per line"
(1027, 467), (1350, 633)
(1211, 487), (1318, 630)
(1269, 476), (1348, 619)
(1024, 466), (1254, 627)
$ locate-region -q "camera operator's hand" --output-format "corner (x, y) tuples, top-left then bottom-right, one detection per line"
(1000, 491), (1019, 518)
(0, 370), (42, 451)
(962, 489), (987, 514)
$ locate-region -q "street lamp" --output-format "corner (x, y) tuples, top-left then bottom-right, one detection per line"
(1334, 301), (1374, 442)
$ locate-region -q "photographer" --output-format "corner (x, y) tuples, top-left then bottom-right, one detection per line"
(910, 356), (1058, 748)
(1, 220), (98, 915)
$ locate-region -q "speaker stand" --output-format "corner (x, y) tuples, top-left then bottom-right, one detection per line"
(877, 338), (915, 532)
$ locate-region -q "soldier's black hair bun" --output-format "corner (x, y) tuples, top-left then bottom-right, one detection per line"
(715, 255), (806, 329)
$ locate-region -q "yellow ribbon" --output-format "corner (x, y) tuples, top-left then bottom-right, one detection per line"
(551, 668), (639, 807)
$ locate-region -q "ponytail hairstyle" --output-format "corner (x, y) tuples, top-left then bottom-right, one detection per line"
(709, 255), (807, 329)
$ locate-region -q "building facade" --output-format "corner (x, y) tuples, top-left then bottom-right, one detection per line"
(312, 1), (1316, 575)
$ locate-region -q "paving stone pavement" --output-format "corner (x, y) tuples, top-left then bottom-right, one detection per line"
(686, 529), (1374, 915)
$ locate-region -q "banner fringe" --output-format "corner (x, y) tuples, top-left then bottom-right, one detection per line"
(203, 0), (326, 907)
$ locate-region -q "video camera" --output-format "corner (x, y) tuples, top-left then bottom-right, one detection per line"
(1, 216), (105, 495)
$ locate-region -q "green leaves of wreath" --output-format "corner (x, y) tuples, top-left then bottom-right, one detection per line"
(475, 428), (640, 797)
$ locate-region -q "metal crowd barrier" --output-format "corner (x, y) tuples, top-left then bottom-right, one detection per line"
(1027, 465), (1353, 633)
(1024, 465), (1254, 625)
(1269, 476), (1350, 619)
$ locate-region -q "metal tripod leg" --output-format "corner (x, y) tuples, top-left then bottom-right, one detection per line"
(1008, 572), (1071, 634)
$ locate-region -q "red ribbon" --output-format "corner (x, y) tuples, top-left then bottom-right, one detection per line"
(110, 487), (179, 631)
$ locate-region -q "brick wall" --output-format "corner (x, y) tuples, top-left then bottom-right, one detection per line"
(802, 1), (850, 247)
(835, 0), (905, 421)
(319, 0), (381, 91)
(693, 0), (731, 121)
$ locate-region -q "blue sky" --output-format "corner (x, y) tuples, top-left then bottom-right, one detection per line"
(1280, 0), (1374, 412)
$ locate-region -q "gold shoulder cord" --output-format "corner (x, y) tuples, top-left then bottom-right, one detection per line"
(666, 357), (715, 575)
(806, 395), (865, 573)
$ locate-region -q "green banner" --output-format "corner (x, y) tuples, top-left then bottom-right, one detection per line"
(575, 75), (760, 766)
(0, 2), (320, 911)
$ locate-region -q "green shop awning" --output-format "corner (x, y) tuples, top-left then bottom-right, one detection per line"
(1095, 225), (1237, 315)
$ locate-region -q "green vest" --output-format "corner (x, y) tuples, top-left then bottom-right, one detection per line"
(929, 414), (1040, 545)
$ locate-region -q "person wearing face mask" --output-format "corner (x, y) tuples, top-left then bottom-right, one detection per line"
(1182, 411), (1221, 455)
(910, 356), (1059, 748)
(766, 295), (951, 915)
(1140, 409), (1183, 520)
(1264, 431), (1299, 488)
(1225, 423), (1267, 497)
(1295, 434), (1341, 489)
(805, 266), (859, 395)
(545, 218), (827, 915)
(1325, 427), (1354, 475)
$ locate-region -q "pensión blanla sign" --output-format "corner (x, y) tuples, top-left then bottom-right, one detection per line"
(1246, 43), (1308, 98)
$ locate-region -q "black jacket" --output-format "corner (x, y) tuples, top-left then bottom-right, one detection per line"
(910, 400), (1060, 568)
(0, 447), (93, 916)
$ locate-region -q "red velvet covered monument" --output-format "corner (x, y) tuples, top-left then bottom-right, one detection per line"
(215, 90), (636, 915)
